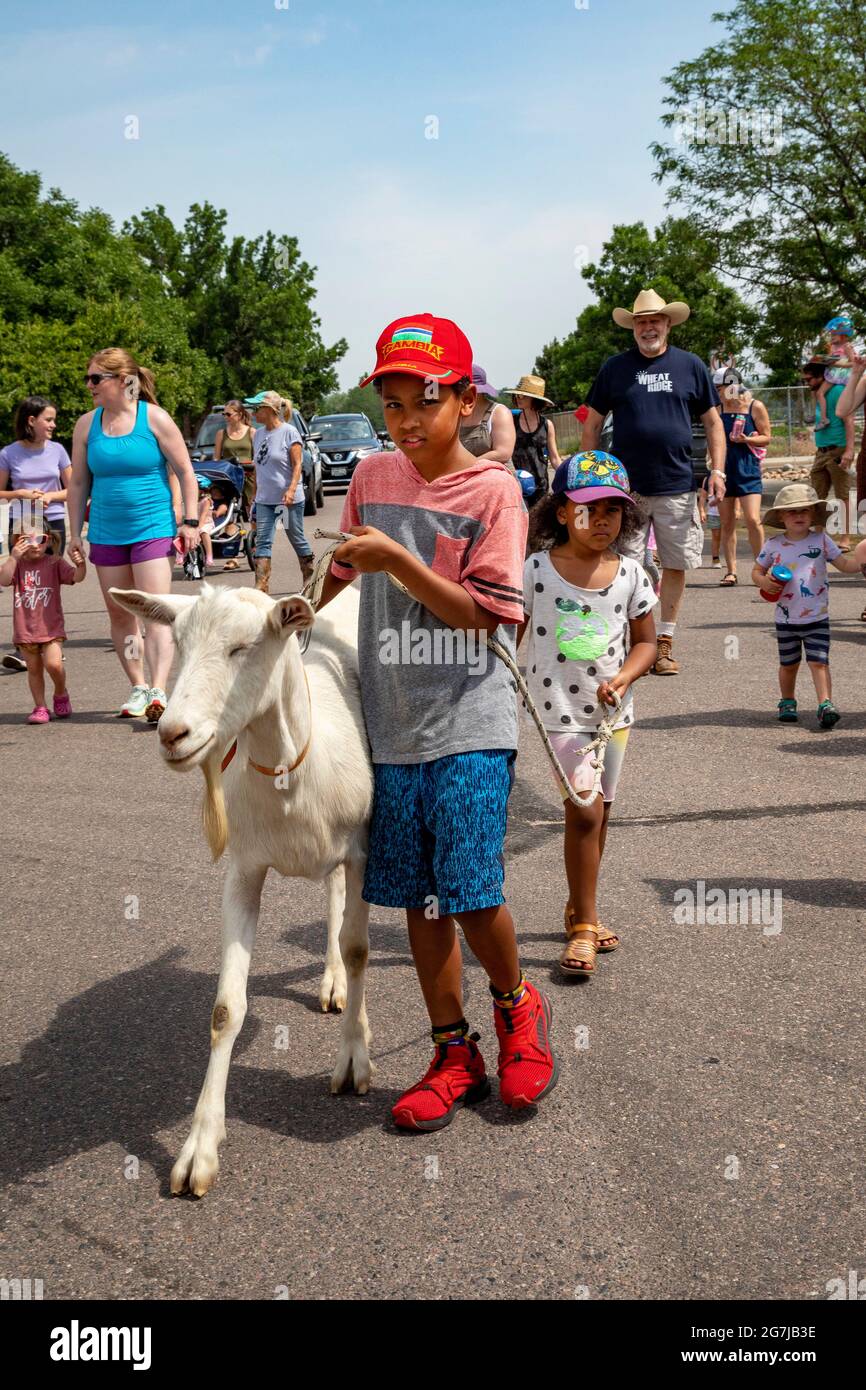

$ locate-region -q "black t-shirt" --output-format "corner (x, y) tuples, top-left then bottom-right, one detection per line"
(585, 345), (719, 496)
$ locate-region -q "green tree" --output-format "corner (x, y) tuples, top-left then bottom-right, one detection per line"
(124, 205), (347, 418)
(535, 217), (756, 405)
(0, 152), (345, 441)
(652, 0), (866, 382)
(0, 155), (210, 440)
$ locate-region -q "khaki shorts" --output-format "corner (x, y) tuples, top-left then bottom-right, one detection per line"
(617, 491), (704, 571)
(18, 637), (65, 656)
(810, 448), (854, 534)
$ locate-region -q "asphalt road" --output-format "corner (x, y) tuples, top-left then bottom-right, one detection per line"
(1, 490), (865, 1302)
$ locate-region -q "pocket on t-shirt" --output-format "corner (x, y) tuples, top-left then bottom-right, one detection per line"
(433, 533), (471, 583)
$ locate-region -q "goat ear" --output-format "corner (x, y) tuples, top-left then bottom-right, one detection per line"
(109, 588), (196, 626)
(269, 594), (315, 639)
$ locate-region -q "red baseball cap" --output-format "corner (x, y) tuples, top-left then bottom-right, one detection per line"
(360, 313), (473, 388)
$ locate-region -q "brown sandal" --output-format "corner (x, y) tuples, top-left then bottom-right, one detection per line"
(595, 924), (621, 953)
(565, 903), (620, 952)
(560, 925), (597, 976)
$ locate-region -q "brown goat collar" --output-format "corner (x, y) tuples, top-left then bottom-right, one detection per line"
(220, 668), (312, 778)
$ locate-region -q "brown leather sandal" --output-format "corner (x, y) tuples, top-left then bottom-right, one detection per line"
(565, 903), (620, 952)
(560, 925), (597, 976)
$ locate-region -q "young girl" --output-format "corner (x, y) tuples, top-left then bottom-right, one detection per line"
(816, 314), (859, 427)
(698, 473), (722, 566)
(753, 484), (866, 727)
(519, 450), (658, 977)
(0, 526), (86, 722)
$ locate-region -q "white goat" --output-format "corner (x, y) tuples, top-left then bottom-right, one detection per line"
(110, 582), (374, 1197)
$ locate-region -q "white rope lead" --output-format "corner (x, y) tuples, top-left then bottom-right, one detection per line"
(308, 530), (621, 808)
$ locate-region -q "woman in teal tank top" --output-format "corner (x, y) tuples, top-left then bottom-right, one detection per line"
(67, 348), (201, 721)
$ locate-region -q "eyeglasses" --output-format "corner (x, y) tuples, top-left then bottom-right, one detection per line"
(83, 373), (118, 387)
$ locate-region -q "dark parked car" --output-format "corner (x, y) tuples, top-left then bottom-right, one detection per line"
(599, 412), (709, 490)
(189, 406), (324, 515)
(309, 413), (390, 491)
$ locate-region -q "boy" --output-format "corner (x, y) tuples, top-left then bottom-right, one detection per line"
(317, 313), (557, 1130)
(752, 483), (866, 727)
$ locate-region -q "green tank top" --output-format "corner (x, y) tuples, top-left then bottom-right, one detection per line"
(220, 426), (254, 464)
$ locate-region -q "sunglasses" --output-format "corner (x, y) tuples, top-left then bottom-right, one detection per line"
(23, 534), (48, 545)
(83, 373), (118, 386)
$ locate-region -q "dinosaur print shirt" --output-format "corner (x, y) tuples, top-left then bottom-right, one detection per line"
(756, 529), (840, 624)
(522, 552), (658, 733)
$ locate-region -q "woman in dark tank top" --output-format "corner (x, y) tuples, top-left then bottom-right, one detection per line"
(504, 373), (562, 506)
(214, 401), (256, 566)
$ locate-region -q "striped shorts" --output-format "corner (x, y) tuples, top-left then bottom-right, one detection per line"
(775, 619), (830, 666)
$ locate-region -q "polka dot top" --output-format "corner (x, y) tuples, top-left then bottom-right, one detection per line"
(521, 551), (658, 732)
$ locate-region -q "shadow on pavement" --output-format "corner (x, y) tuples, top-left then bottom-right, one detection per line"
(639, 708), (866, 731)
(776, 735), (866, 755)
(646, 874), (865, 911)
(616, 797), (866, 828)
(0, 946), (401, 1191)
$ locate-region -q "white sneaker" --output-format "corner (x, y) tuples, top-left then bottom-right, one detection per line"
(120, 685), (150, 718)
(145, 687), (168, 723)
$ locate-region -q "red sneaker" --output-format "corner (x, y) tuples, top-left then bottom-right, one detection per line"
(392, 1036), (490, 1132)
(494, 981), (558, 1109)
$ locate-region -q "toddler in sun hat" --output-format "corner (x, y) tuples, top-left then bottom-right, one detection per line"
(312, 311), (558, 1131)
(519, 450), (658, 976)
(753, 482), (866, 727)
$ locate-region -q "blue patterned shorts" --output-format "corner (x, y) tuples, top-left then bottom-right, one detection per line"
(363, 750), (516, 915)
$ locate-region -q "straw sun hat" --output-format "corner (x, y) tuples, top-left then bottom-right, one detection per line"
(612, 288), (691, 329)
(504, 374), (554, 405)
(762, 483), (830, 530)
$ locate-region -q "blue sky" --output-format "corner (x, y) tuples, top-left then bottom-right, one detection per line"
(1, 0), (723, 391)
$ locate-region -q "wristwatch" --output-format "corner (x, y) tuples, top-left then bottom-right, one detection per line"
(181, 517), (199, 527)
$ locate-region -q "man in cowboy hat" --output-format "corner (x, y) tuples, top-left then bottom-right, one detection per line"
(581, 289), (726, 674)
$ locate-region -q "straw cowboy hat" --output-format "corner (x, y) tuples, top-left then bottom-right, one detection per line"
(613, 288), (691, 329)
(504, 374), (554, 405)
(762, 483), (830, 530)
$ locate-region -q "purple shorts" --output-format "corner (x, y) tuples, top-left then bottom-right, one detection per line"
(89, 537), (175, 567)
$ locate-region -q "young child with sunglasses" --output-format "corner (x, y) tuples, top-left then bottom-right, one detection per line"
(0, 527), (85, 722)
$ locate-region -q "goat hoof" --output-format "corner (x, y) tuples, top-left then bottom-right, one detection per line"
(330, 1042), (372, 1096)
(171, 1132), (220, 1197)
(319, 972), (348, 1014)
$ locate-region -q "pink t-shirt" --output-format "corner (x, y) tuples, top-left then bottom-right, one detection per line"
(9, 554), (77, 645)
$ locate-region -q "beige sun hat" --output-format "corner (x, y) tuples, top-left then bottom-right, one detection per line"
(613, 288), (691, 329)
(504, 374), (554, 405)
(762, 483), (830, 530)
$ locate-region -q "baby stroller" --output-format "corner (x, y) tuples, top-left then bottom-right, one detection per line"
(179, 462), (255, 580)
